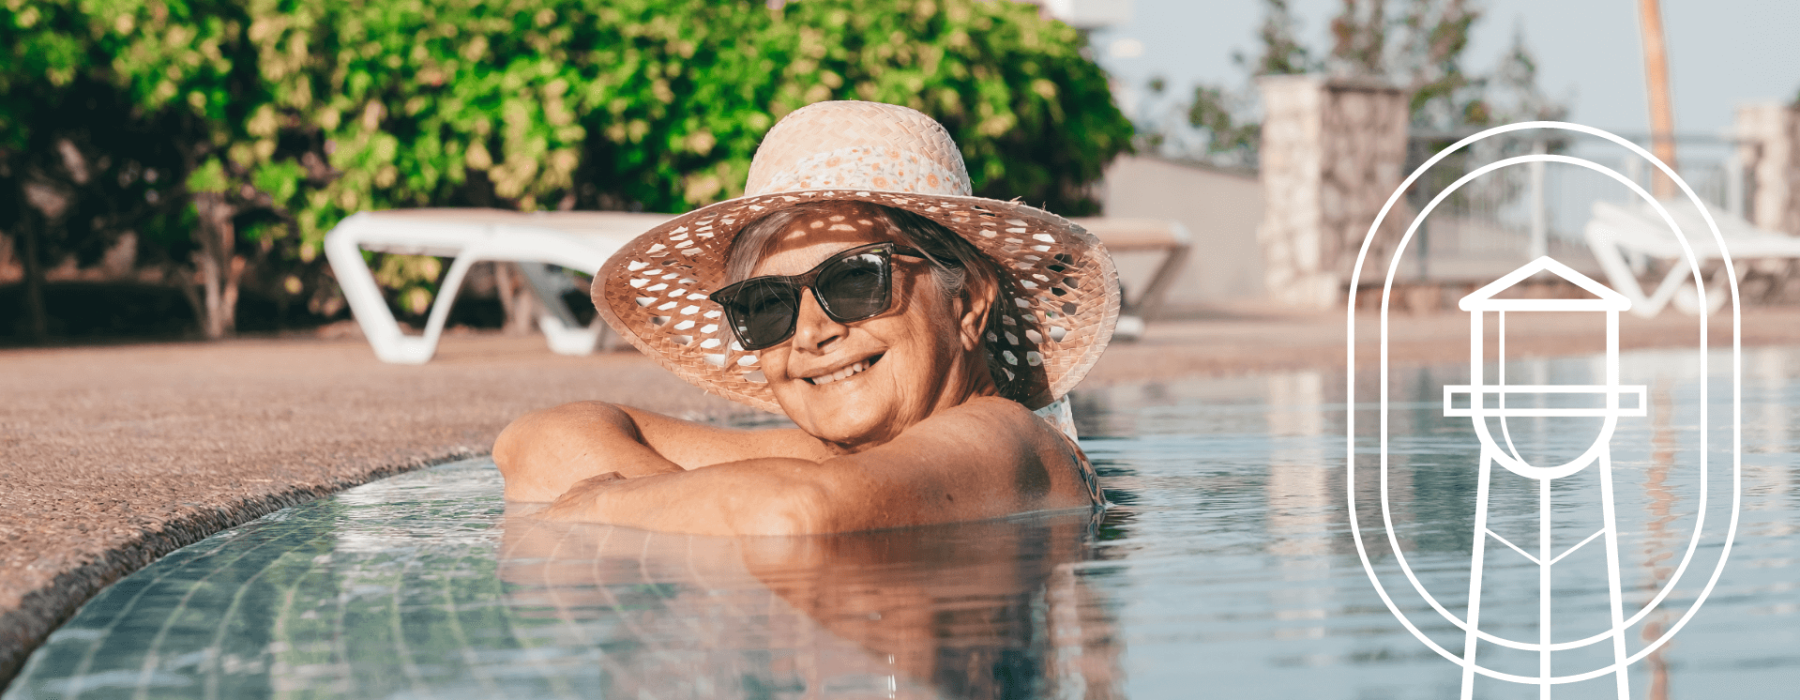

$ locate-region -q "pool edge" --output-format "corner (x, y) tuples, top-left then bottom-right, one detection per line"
(0, 447), (484, 690)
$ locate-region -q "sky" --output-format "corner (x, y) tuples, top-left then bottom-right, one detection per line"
(1087, 0), (1800, 137)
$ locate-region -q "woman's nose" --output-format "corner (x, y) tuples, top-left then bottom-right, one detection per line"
(790, 288), (847, 354)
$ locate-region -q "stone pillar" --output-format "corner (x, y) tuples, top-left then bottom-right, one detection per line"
(1257, 75), (1410, 308)
(1736, 103), (1800, 235)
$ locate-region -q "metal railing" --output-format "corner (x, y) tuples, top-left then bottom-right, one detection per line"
(1400, 128), (1746, 281)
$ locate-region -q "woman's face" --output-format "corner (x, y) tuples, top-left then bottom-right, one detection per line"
(748, 205), (993, 451)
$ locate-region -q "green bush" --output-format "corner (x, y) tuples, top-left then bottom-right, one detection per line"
(2, 0), (1133, 339)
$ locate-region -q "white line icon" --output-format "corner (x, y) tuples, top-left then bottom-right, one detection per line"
(1344, 122), (1743, 700)
(1449, 257), (1645, 697)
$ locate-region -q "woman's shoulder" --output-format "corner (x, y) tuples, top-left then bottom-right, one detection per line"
(909, 396), (1081, 469)
(927, 395), (1048, 430)
(935, 396), (1099, 508)
(950, 395), (1070, 436)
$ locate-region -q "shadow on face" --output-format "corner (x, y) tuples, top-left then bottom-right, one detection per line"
(744, 202), (986, 450)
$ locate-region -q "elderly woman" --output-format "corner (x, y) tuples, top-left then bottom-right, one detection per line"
(495, 101), (1117, 535)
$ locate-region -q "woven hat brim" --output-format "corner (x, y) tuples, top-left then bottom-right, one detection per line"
(592, 188), (1120, 413)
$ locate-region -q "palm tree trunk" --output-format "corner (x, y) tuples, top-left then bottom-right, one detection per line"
(1638, 0), (1679, 199)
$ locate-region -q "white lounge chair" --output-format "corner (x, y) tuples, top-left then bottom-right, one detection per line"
(1584, 198), (1800, 318)
(1073, 217), (1191, 340)
(324, 209), (673, 364)
(325, 210), (1189, 363)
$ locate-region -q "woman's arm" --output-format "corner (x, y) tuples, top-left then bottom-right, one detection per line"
(494, 401), (838, 502)
(535, 397), (1092, 535)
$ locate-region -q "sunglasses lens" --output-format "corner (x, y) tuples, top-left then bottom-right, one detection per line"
(817, 251), (890, 321)
(729, 278), (800, 349)
(717, 245), (900, 350)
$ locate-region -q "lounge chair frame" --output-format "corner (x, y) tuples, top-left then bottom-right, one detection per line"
(1584, 200), (1800, 318)
(325, 210), (1189, 362)
(324, 209), (672, 364)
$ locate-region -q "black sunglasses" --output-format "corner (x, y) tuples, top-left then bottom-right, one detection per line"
(708, 242), (925, 351)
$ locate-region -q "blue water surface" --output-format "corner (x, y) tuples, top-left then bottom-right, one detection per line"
(7, 347), (1797, 699)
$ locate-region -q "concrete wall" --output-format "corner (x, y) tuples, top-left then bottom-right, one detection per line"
(1256, 75), (1410, 309)
(1737, 103), (1800, 236)
(1097, 155), (1264, 313)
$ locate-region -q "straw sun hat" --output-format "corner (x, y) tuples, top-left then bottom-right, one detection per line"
(592, 100), (1120, 413)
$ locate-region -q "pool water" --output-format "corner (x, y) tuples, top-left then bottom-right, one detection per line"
(7, 348), (1798, 699)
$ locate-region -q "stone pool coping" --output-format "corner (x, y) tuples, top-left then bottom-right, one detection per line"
(3, 306), (1796, 686)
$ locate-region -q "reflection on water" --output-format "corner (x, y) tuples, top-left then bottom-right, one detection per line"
(495, 506), (1117, 699)
(4, 461), (1121, 700)
(7, 347), (1798, 699)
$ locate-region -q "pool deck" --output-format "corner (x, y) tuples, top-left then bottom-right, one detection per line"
(3, 305), (1797, 684)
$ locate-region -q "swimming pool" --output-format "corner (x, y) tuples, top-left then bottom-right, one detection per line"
(8, 347), (1797, 699)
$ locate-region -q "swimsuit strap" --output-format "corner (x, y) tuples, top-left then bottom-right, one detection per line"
(1035, 404), (1104, 509)
(1031, 397), (1104, 509)
(1059, 429), (1106, 509)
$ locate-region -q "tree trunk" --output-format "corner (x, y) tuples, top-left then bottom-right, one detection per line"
(192, 192), (242, 339)
(17, 180), (68, 344)
(168, 261), (205, 331)
(16, 210), (48, 343)
(493, 261), (539, 336)
(1638, 0), (1679, 199)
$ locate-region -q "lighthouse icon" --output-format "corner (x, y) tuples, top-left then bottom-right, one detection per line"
(1442, 256), (1647, 699)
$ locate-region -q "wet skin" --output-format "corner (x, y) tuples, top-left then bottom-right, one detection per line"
(494, 202), (1095, 536)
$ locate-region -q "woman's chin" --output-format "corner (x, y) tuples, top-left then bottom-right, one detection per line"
(801, 408), (887, 446)
(783, 394), (894, 448)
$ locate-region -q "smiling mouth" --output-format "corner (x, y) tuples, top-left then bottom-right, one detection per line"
(805, 354), (883, 386)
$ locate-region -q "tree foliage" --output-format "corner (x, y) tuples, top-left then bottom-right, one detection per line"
(1329, 0), (1387, 77)
(1138, 0), (1566, 168)
(2, 0), (1131, 339)
(1330, 0), (1568, 130)
(768, 1), (1129, 211)
(1247, 0), (1313, 77)
(1136, 0), (1309, 168)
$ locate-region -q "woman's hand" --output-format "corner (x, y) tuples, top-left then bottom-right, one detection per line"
(495, 401), (839, 503)
(527, 397), (1092, 535)
(536, 471), (625, 521)
(534, 458), (830, 535)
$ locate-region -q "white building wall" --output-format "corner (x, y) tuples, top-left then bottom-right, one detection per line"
(1098, 155), (1266, 312)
